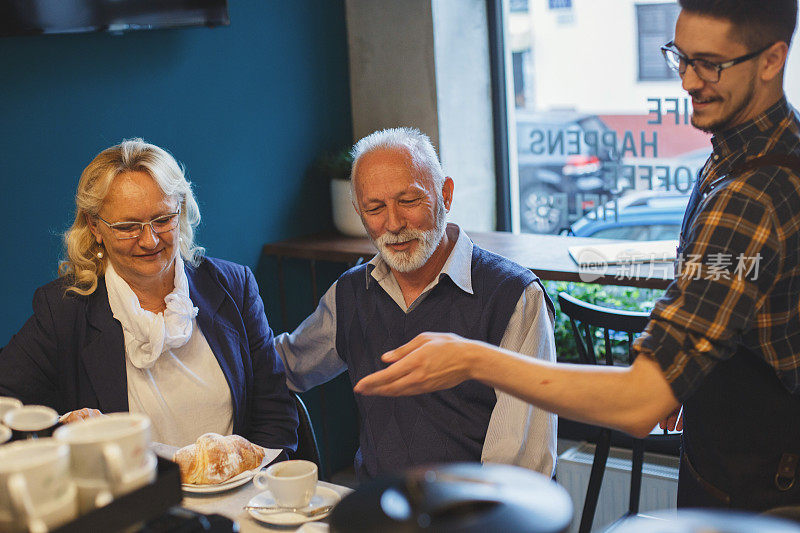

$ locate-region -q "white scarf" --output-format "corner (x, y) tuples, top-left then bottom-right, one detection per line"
(105, 255), (199, 370)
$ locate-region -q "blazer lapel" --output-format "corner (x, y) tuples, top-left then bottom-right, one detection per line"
(82, 279), (129, 413)
(186, 263), (245, 425)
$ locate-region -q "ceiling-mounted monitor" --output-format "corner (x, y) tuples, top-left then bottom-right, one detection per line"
(0, 0), (230, 37)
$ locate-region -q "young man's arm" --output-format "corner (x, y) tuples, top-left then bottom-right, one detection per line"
(354, 333), (679, 439)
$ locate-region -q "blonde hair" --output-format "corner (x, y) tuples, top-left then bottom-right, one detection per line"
(59, 138), (204, 295)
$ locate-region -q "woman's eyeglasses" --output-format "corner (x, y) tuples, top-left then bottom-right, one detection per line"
(97, 211), (180, 240)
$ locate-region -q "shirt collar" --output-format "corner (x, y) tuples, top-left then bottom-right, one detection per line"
(711, 95), (790, 156)
(364, 223), (474, 295)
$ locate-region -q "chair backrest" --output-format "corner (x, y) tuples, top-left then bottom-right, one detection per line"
(557, 292), (658, 532)
(290, 392), (323, 476)
(557, 292), (650, 367)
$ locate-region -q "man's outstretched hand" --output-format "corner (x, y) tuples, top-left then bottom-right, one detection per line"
(354, 332), (476, 396)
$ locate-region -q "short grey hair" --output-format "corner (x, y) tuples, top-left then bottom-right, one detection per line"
(349, 127), (445, 203)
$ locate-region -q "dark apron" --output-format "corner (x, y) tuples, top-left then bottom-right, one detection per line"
(675, 155), (800, 510)
(679, 345), (800, 510)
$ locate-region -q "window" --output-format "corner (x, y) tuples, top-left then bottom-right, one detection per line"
(637, 3), (680, 81)
(504, 0), (710, 238)
(501, 0), (800, 239)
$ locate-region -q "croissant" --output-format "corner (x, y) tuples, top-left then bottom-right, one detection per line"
(173, 433), (266, 484)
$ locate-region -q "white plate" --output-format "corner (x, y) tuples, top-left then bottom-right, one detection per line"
(182, 471), (256, 494)
(247, 485), (341, 526)
(181, 447), (282, 494)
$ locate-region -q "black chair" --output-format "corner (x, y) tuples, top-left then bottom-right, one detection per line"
(289, 392), (323, 479)
(557, 292), (678, 533)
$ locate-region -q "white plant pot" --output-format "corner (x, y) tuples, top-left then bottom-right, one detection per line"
(330, 178), (367, 237)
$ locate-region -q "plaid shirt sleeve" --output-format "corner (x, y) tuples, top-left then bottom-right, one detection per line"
(633, 174), (783, 403)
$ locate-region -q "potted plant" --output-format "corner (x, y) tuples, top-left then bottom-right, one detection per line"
(310, 149), (367, 237)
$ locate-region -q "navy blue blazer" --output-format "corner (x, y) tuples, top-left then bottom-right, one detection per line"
(0, 256), (298, 452)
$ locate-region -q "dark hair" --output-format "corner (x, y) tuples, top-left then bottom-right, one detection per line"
(679, 0), (797, 49)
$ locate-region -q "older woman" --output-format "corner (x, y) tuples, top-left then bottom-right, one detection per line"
(0, 139), (298, 453)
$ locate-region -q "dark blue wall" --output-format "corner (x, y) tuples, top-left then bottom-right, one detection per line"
(0, 0), (352, 343)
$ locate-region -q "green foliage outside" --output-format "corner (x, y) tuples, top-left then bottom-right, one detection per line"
(541, 281), (665, 364)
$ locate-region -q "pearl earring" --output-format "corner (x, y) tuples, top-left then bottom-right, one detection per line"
(96, 251), (104, 259)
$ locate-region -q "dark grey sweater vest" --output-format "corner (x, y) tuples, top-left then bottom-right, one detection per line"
(335, 244), (546, 479)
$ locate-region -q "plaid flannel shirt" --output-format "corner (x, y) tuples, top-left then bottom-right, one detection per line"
(634, 96), (800, 402)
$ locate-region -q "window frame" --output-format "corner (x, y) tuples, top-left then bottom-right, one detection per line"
(488, 0), (514, 231)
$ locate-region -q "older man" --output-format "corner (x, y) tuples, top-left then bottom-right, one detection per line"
(275, 127), (556, 480)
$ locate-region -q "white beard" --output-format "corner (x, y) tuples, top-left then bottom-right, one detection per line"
(371, 198), (447, 273)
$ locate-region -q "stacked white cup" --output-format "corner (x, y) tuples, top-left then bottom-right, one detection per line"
(0, 397), (22, 445)
(54, 413), (157, 513)
(3, 405), (59, 440)
(0, 439), (78, 533)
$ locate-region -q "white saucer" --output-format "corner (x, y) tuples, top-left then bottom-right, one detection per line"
(247, 485), (341, 526)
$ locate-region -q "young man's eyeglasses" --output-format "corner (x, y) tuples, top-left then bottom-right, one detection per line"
(97, 210), (181, 240)
(661, 41), (773, 83)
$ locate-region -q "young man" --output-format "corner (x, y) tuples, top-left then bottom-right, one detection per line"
(356, 0), (800, 511)
(275, 127), (557, 480)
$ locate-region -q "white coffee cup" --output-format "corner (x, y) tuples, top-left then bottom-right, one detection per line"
(3, 405), (59, 439)
(54, 413), (155, 508)
(0, 439), (78, 533)
(254, 460), (318, 508)
(0, 397), (22, 422)
(73, 452), (158, 513)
